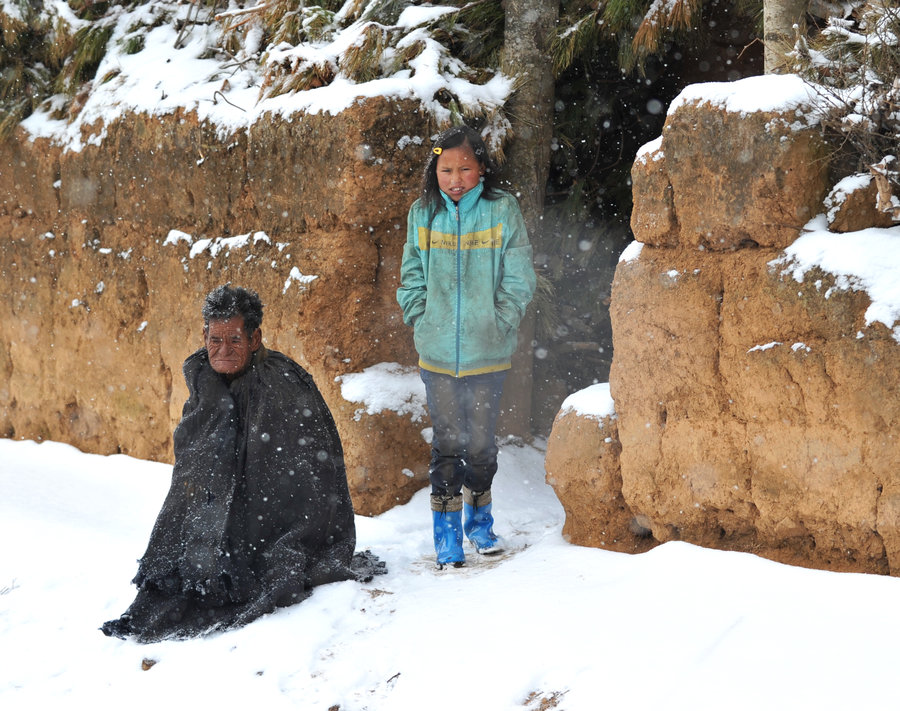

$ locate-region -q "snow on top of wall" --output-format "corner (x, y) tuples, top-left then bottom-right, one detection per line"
(19, 2), (513, 152)
(336, 362), (427, 422)
(824, 173), (874, 224)
(772, 215), (900, 341)
(634, 136), (663, 165)
(618, 241), (644, 263)
(633, 75), (824, 172)
(616, 214), (900, 343)
(668, 74), (821, 117)
(560, 382), (616, 421)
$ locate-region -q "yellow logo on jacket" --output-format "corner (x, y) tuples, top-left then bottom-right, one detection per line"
(418, 225), (504, 251)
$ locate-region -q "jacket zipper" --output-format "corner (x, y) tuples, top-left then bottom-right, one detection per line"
(454, 202), (462, 376)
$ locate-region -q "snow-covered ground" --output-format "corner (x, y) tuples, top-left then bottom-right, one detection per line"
(6, 11), (900, 705)
(2, 436), (899, 710)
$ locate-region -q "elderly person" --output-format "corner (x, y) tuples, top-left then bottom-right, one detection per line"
(102, 285), (382, 643)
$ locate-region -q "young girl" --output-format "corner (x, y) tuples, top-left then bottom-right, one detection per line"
(397, 125), (536, 568)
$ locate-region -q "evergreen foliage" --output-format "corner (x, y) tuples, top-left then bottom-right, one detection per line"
(554, 0), (761, 75)
(0, 0), (138, 137)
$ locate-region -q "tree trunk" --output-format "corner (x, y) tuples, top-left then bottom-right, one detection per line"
(764, 0), (808, 73)
(497, 0), (559, 436)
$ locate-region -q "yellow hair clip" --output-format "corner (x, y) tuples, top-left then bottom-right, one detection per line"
(432, 147), (442, 155)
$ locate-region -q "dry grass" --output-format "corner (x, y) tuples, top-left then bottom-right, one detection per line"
(341, 23), (388, 83)
(523, 690), (568, 710)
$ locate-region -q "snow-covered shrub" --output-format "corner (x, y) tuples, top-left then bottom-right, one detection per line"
(0, 0), (513, 144)
(792, 1), (900, 219)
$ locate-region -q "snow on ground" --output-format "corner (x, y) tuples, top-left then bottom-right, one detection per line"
(2, 437), (900, 710)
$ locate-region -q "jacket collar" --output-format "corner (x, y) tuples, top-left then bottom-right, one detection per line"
(439, 180), (484, 214)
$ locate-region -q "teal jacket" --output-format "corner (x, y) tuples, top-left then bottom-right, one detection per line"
(397, 182), (536, 376)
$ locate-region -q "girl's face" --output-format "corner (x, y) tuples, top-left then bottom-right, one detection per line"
(436, 142), (485, 201)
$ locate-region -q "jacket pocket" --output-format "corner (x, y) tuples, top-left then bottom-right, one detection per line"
(414, 307), (455, 364)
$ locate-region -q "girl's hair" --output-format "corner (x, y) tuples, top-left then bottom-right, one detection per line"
(420, 125), (502, 212)
(202, 284), (264, 335)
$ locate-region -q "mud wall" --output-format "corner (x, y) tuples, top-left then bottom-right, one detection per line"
(546, 78), (900, 575)
(0, 97), (433, 515)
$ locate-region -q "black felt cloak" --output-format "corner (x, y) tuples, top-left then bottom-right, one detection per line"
(102, 346), (382, 643)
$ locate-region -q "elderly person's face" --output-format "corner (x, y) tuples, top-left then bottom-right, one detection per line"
(204, 316), (261, 377)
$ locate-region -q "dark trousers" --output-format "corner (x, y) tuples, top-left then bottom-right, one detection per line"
(420, 368), (507, 498)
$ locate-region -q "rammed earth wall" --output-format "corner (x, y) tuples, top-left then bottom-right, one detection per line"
(0, 97), (432, 515)
(546, 77), (900, 576)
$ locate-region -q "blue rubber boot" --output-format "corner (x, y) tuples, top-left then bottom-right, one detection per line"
(463, 488), (503, 555)
(431, 495), (465, 569)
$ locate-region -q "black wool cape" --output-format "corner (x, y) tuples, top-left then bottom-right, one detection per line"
(102, 347), (379, 643)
